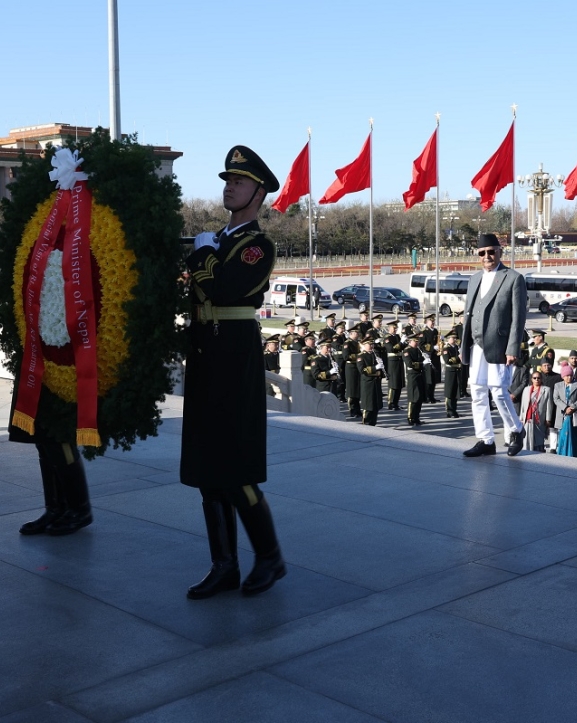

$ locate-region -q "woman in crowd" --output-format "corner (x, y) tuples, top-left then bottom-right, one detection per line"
(553, 363), (577, 457)
(519, 370), (553, 452)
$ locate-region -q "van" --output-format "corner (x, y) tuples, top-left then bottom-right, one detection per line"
(269, 277), (332, 309)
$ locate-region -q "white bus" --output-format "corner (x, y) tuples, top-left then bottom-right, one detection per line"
(524, 271), (577, 312)
(410, 272), (472, 317)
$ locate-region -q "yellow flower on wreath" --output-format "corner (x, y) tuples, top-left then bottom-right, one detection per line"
(13, 192), (138, 403)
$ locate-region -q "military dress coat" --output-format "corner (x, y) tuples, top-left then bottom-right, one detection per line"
(383, 333), (405, 390)
(180, 220), (275, 491)
(311, 352), (339, 393)
(342, 338), (361, 399)
(357, 351), (384, 412)
(419, 326), (442, 384)
(403, 346), (426, 403)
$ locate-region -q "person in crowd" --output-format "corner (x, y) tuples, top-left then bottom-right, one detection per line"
(331, 322), (347, 402)
(280, 319), (296, 351)
(402, 313), (419, 338)
(539, 359), (561, 452)
(383, 320), (405, 411)
(366, 314), (387, 376)
(567, 350), (577, 383)
(264, 334), (281, 396)
(453, 311), (470, 399)
(181, 145), (285, 599)
(419, 314), (441, 403)
(442, 329), (461, 418)
(460, 234), (527, 458)
(292, 321), (310, 352)
(343, 323), (362, 417)
(320, 312), (338, 339)
(358, 310), (372, 336)
(528, 330), (553, 373)
(519, 370), (553, 452)
(312, 338), (340, 394)
(553, 362), (577, 457)
(403, 333), (426, 426)
(357, 335), (385, 425)
(301, 332), (317, 388)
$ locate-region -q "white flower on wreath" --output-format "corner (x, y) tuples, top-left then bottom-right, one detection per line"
(49, 147), (88, 190)
(39, 250), (71, 348)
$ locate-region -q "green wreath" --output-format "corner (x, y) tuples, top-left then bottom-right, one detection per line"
(0, 128), (186, 458)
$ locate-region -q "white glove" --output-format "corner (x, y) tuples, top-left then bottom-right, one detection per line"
(434, 344), (439, 351)
(423, 356), (432, 365)
(194, 232), (219, 251)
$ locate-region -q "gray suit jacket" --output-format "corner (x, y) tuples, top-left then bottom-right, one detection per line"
(461, 264), (527, 365)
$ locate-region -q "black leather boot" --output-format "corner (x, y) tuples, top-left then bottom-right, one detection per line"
(19, 457), (68, 535)
(237, 497), (286, 596)
(187, 501), (240, 599)
(47, 457), (93, 536)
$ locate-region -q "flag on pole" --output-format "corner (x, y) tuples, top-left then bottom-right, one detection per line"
(402, 129), (438, 210)
(319, 134), (371, 205)
(471, 122), (514, 212)
(564, 163), (577, 201)
(272, 142), (310, 213)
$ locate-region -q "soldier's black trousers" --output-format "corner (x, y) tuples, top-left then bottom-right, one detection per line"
(200, 485), (264, 512)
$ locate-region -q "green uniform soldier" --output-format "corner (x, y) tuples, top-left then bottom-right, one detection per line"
(320, 312), (338, 339)
(529, 330), (553, 373)
(343, 324), (362, 417)
(403, 333), (426, 426)
(301, 332), (317, 387)
(331, 322), (347, 401)
(311, 338), (339, 393)
(358, 310), (372, 336)
(264, 334), (281, 396)
(280, 319), (296, 351)
(419, 314), (441, 403)
(292, 321), (310, 352)
(383, 320), (406, 410)
(357, 335), (385, 426)
(453, 311), (470, 399)
(442, 329), (461, 418)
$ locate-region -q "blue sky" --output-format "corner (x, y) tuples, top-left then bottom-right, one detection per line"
(3, 0), (576, 211)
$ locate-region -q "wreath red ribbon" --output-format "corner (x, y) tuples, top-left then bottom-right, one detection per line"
(12, 181), (101, 446)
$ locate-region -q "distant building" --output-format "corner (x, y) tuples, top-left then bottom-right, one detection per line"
(381, 195), (482, 214)
(0, 123), (183, 200)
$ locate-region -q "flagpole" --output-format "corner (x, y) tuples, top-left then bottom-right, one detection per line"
(434, 113), (440, 321)
(307, 128), (314, 322)
(369, 118), (374, 317)
(108, 0), (121, 141)
(510, 105), (517, 270)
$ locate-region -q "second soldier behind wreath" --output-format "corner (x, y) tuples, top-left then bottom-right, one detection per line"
(442, 329), (461, 418)
(180, 146), (285, 599)
(403, 333), (426, 425)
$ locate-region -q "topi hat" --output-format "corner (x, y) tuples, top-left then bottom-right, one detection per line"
(560, 363), (573, 377)
(219, 146), (279, 193)
(478, 233), (501, 249)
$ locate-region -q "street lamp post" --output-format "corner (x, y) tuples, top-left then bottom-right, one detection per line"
(517, 164), (564, 272)
(442, 215), (459, 253)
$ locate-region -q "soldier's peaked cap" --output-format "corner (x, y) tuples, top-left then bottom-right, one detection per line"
(219, 146), (279, 193)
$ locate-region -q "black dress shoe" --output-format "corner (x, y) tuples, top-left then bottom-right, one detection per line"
(241, 548), (286, 596)
(507, 428), (526, 457)
(19, 508), (66, 535)
(463, 441), (496, 457)
(394, 405), (404, 411)
(407, 419), (415, 426)
(415, 419), (425, 425)
(46, 506), (93, 536)
(453, 412), (460, 418)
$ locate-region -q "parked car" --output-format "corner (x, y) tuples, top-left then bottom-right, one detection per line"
(351, 287), (420, 314)
(332, 284), (366, 305)
(545, 297), (577, 323)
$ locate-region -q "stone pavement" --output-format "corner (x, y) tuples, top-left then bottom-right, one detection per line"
(1, 377), (577, 722)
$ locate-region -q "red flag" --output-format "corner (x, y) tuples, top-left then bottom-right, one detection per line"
(471, 122), (514, 212)
(564, 163), (577, 201)
(319, 134), (371, 204)
(402, 129), (438, 210)
(272, 142), (310, 213)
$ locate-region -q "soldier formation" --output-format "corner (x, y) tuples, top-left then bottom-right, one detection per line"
(264, 313), (576, 447)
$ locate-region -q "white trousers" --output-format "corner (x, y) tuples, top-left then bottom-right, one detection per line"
(469, 344), (523, 444)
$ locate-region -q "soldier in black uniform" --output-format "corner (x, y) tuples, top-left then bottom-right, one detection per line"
(403, 312), (419, 338)
(264, 334), (281, 396)
(301, 332), (317, 387)
(343, 324), (362, 417)
(453, 311), (470, 398)
(403, 333), (426, 426)
(442, 329), (461, 418)
(529, 330), (553, 373)
(358, 310), (372, 336)
(280, 319), (296, 351)
(320, 312), (338, 339)
(311, 338), (339, 393)
(357, 335), (385, 425)
(181, 145), (285, 599)
(383, 320), (406, 410)
(366, 314), (387, 375)
(292, 321), (310, 352)
(419, 313), (441, 403)
(331, 321), (347, 401)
